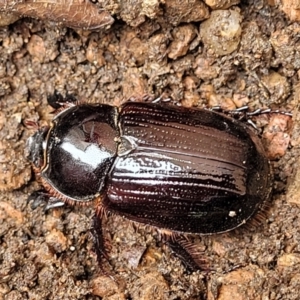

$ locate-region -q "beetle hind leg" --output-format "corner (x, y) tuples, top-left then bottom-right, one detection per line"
(237, 201), (271, 233)
(164, 233), (209, 272)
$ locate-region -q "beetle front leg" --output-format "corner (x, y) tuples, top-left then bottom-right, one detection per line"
(47, 90), (77, 109)
(27, 190), (65, 210)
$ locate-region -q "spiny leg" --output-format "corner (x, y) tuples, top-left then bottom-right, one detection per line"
(164, 233), (209, 272)
(91, 214), (113, 276)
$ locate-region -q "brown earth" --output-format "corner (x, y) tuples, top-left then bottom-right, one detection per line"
(0, 1), (300, 299)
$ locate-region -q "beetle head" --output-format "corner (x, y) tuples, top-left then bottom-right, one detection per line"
(25, 127), (49, 170)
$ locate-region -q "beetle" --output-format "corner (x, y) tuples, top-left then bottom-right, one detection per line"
(26, 97), (273, 271)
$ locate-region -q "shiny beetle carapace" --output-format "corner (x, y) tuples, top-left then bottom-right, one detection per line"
(26, 101), (273, 270)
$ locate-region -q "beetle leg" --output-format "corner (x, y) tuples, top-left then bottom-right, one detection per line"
(91, 214), (113, 276)
(45, 197), (66, 210)
(165, 234), (209, 272)
(27, 190), (48, 209)
(47, 90), (77, 110)
(27, 190), (65, 210)
(210, 105), (292, 122)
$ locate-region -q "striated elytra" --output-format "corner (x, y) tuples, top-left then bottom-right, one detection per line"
(27, 101), (273, 270)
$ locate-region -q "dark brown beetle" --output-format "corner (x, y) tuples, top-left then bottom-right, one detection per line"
(26, 99), (273, 270)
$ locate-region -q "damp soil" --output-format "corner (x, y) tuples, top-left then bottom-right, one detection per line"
(0, 1), (300, 299)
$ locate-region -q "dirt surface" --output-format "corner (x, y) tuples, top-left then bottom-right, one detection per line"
(0, 1), (299, 299)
